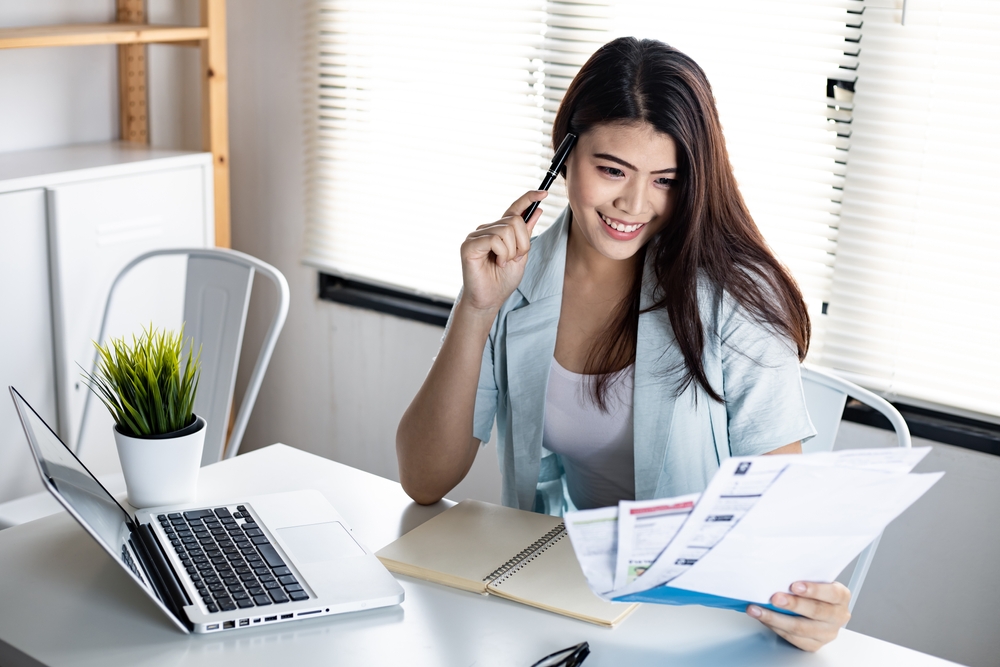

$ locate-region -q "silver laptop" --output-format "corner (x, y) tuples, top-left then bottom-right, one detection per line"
(10, 386), (404, 634)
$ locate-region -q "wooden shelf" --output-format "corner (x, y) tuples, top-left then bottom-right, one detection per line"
(0, 23), (210, 50)
(0, 1), (229, 248)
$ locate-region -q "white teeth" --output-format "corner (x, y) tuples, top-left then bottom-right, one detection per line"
(599, 213), (642, 234)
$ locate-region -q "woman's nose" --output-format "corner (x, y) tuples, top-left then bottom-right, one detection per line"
(615, 180), (647, 217)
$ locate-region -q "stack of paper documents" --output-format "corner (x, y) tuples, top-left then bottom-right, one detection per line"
(564, 447), (942, 611)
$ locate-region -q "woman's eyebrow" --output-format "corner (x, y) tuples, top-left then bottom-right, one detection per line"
(593, 153), (677, 174)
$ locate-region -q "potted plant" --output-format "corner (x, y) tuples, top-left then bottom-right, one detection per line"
(83, 325), (204, 508)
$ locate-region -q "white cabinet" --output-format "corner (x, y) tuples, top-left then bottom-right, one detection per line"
(0, 142), (213, 501)
(0, 188), (57, 502)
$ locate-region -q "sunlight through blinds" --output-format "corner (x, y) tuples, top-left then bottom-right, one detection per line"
(304, 0), (548, 298)
(814, 0), (1000, 419)
(305, 0), (859, 313)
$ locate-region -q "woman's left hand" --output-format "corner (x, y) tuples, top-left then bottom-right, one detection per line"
(747, 581), (851, 652)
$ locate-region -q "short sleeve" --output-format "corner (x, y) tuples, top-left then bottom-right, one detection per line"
(719, 299), (816, 456)
(441, 292), (498, 445)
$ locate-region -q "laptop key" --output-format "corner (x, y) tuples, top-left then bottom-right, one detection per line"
(186, 566), (198, 575)
(233, 591), (249, 600)
(219, 600), (237, 612)
(171, 539), (182, 547)
(240, 572), (257, 581)
(284, 584), (303, 593)
(244, 528), (263, 538)
(237, 599), (255, 609)
(248, 587), (265, 596)
(183, 509), (214, 521)
(253, 595), (271, 606)
(289, 591), (309, 602)
(251, 536), (270, 546)
(257, 544), (286, 568)
(272, 567), (291, 576)
(263, 581), (280, 590)
(207, 603), (219, 613)
(269, 590), (289, 604)
(278, 575), (298, 586)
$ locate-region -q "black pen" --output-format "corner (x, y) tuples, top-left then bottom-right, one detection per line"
(522, 133), (578, 222)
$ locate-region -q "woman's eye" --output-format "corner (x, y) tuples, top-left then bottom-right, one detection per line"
(599, 166), (625, 178)
(656, 177), (675, 187)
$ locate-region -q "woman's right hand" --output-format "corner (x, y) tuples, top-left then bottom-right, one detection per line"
(459, 190), (547, 315)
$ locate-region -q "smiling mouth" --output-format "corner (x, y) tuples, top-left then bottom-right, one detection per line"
(599, 212), (646, 234)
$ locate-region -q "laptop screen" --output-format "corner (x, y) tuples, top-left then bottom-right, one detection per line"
(8, 387), (151, 566)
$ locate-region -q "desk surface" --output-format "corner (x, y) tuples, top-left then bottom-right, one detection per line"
(0, 444), (959, 667)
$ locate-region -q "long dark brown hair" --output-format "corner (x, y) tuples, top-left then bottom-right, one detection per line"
(553, 37), (810, 406)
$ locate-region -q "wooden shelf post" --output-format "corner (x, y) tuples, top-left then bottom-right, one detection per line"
(201, 0), (230, 248)
(117, 0), (149, 144)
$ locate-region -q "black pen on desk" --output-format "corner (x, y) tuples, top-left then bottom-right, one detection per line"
(522, 133), (578, 222)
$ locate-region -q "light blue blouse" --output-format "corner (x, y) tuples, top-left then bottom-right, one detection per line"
(453, 208), (815, 515)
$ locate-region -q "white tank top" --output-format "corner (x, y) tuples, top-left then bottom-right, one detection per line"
(542, 357), (635, 510)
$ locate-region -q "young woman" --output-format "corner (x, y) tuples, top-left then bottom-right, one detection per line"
(396, 37), (850, 651)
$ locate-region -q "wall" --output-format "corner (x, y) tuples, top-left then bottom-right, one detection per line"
(0, 2), (997, 665)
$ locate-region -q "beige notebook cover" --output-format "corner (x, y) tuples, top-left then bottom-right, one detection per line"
(375, 499), (636, 627)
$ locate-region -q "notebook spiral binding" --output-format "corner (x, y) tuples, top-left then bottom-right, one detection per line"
(483, 523), (567, 586)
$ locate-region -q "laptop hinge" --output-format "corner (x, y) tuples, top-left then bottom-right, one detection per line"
(130, 522), (194, 632)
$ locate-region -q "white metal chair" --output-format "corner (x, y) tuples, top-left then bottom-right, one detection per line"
(0, 248), (289, 529)
(799, 363), (911, 611)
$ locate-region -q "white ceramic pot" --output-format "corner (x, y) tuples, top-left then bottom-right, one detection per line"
(114, 415), (206, 508)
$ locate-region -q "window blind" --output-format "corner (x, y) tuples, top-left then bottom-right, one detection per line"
(305, 0), (858, 305)
(814, 0), (1000, 419)
(304, 0), (548, 298)
(533, 1), (612, 233)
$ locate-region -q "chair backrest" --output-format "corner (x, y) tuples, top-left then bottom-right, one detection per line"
(799, 363), (911, 610)
(78, 248), (289, 465)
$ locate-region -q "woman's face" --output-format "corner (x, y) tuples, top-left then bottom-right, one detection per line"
(563, 121), (678, 262)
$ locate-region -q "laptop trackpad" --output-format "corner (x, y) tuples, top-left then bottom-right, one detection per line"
(277, 522), (364, 563)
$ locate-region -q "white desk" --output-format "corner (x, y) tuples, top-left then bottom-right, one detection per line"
(0, 444), (958, 667)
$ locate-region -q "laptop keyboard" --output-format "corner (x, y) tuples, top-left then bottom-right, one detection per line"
(157, 505), (310, 614)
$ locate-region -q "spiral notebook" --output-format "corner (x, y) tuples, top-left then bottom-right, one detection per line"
(375, 499), (637, 627)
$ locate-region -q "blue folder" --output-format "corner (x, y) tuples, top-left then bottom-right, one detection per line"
(613, 584), (796, 615)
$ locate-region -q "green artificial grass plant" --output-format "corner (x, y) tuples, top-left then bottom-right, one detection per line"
(82, 325), (202, 438)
